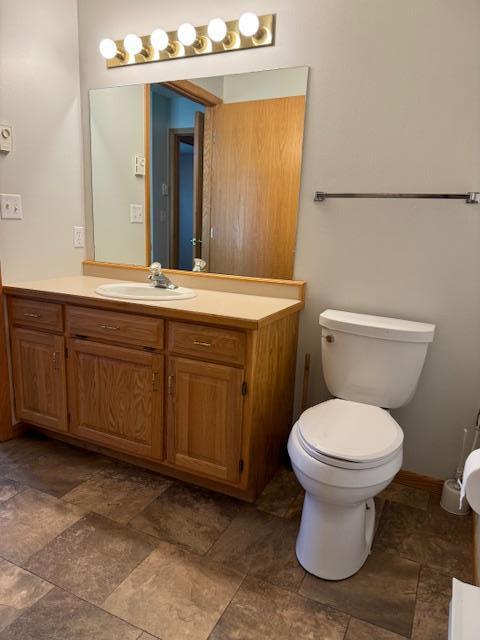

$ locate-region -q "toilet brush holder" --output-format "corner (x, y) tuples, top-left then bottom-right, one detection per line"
(440, 479), (470, 516)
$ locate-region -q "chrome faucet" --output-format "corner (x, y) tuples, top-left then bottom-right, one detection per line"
(147, 262), (178, 289)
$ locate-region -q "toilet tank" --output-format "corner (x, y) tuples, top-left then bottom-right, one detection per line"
(319, 310), (435, 409)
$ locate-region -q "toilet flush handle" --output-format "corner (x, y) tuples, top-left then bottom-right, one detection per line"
(323, 334), (335, 343)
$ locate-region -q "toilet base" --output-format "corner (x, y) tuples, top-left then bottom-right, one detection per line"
(296, 494), (375, 580)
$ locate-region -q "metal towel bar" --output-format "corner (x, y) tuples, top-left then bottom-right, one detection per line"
(314, 191), (480, 204)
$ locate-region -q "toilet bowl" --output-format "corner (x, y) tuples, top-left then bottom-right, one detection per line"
(289, 309), (435, 580)
(288, 400), (403, 580)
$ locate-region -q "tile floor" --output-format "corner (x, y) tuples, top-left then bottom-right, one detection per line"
(0, 433), (473, 639)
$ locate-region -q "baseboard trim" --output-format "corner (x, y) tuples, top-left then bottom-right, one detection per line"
(394, 469), (444, 497)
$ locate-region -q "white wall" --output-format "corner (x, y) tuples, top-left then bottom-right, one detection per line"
(0, 0), (84, 282)
(90, 85), (146, 265)
(61, 0), (480, 478)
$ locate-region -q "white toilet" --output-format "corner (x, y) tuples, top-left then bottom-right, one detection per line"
(288, 309), (435, 580)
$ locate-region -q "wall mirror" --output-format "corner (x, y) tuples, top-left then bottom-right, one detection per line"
(89, 66), (308, 279)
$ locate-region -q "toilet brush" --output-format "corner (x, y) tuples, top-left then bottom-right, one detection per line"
(440, 427), (471, 515)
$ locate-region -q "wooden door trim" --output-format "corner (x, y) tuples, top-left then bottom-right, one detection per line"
(0, 265), (13, 441)
(162, 80), (222, 106)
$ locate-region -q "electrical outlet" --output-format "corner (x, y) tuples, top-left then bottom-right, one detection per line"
(0, 193), (22, 219)
(0, 125), (12, 153)
(130, 204), (144, 223)
(73, 226), (85, 248)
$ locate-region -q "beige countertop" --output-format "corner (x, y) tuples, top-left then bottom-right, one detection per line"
(4, 276), (303, 329)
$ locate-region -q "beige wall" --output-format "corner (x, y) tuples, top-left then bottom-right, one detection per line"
(0, 0), (84, 282)
(90, 85), (146, 265)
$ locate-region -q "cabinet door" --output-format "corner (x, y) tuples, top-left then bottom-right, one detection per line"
(67, 339), (163, 459)
(11, 327), (68, 432)
(166, 357), (244, 483)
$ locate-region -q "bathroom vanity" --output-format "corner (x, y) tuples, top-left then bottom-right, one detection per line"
(4, 275), (303, 501)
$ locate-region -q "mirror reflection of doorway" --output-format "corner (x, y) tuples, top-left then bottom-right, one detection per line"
(168, 111), (204, 270)
(150, 84), (205, 270)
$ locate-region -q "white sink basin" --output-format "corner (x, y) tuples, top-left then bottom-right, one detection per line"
(95, 282), (196, 301)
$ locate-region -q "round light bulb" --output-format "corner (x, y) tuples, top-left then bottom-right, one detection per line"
(207, 18), (227, 42)
(238, 12), (260, 37)
(123, 33), (143, 55)
(99, 38), (118, 59)
(150, 28), (169, 51)
(177, 23), (197, 46)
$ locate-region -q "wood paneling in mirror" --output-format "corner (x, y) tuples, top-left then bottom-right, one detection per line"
(204, 96), (306, 279)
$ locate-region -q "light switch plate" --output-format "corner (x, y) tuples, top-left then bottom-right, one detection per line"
(130, 204), (144, 223)
(134, 155), (146, 176)
(73, 226), (85, 248)
(0, 193), (22, 219)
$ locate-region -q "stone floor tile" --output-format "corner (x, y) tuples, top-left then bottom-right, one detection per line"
(0, 557), (53, 632)
(103, 541), (242, 640)
(0, 488), (85, 564)
(0, 479), (25, 503)
(255, 467), (303, 517)
(0, 588), (142, 639)
(129, 483), (241, 554)
(62, 462), (172, 524)
(284, 491), (305, 519)
(374, 500), (473, 581)
(207, 506), (305, 590)
(411, 566), (452, 640)
(25, 512), (158, 605)
(345, 617), (408, 639)
(209, 575), (348, 640)
(0, 434), (112, 497)
(299, 549), (419, 637)
(378, 482), (430, 510)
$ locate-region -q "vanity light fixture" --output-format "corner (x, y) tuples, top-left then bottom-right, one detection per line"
(99, 38), (126, 61)
(123, 33), (151, 59)
(100, 13), (275, 69)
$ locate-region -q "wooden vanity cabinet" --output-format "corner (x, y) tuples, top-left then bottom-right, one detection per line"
(6, 294), (300, 501)
(10, 327), (68, 433)
(166, 356), (244, 483)
(67, 339), (164, 460)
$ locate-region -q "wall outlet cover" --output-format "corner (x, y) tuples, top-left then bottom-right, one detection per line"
(0, 125), (12, 153)
(0, 193), (22, 219)
(134, 155), (146, 176)
(73, 225), (85, 248)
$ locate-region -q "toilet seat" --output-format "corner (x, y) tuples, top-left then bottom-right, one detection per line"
(298, 399), (404, 470)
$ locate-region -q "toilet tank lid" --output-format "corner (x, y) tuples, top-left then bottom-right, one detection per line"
(319, 309), (435, 343)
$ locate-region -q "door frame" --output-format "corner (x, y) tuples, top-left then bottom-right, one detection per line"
(168, 128), (194, 269)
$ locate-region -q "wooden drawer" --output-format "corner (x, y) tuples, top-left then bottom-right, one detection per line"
(9, 297), (63, 332)
(167, 322), (245, 365)
(66, 306), (164, 349)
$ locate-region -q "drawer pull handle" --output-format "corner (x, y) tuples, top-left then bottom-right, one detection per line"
(193, 340), (212, 347)
(23, 312), (40, 318)
(100, 324), (118, 331)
